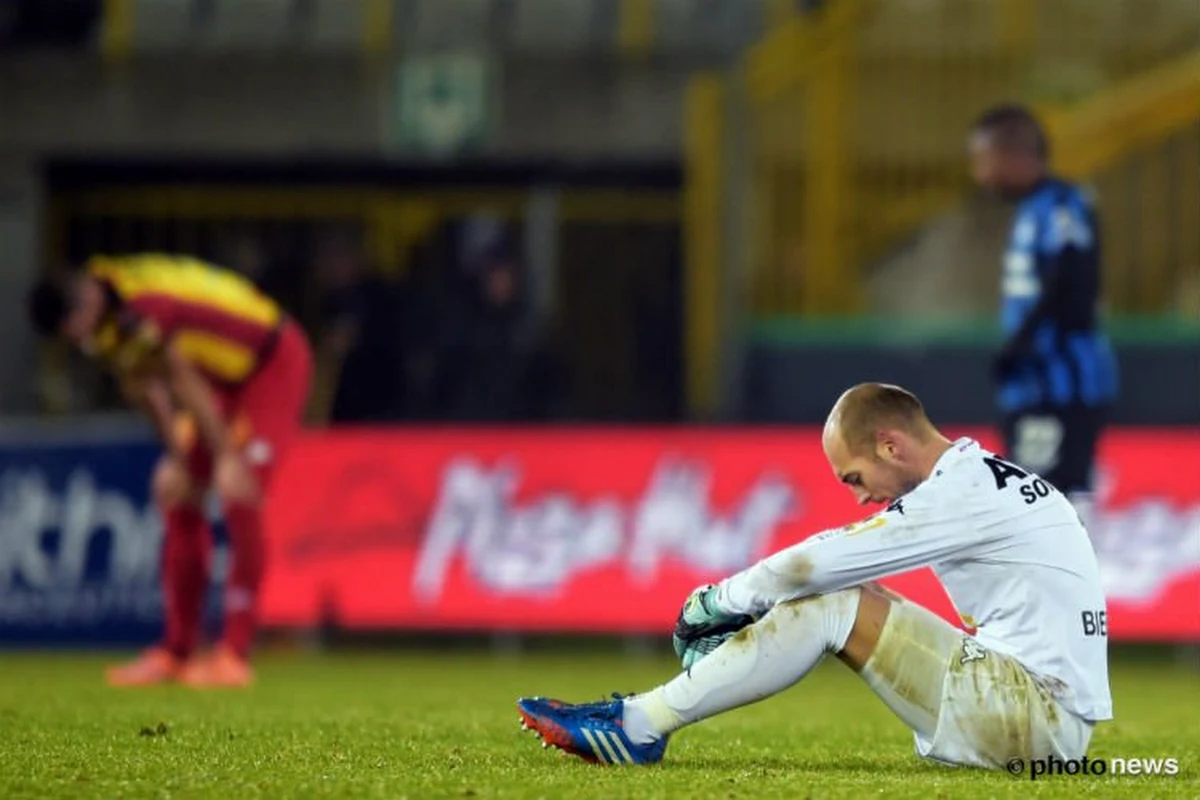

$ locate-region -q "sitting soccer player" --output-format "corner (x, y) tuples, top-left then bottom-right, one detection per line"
(27, 254), (313, 688)
(517, 383), (1111, 769)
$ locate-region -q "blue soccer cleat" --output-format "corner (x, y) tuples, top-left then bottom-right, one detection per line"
(516, 694), (669, 765)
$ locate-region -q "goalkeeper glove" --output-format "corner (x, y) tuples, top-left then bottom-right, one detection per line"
(671, 584), (756, 670)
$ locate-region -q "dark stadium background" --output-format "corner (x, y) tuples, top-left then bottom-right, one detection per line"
(0, 2), (1197, 796)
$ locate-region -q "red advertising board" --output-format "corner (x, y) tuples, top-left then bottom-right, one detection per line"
(261, 428), (1200, 640)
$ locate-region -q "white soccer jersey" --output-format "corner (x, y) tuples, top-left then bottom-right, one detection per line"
(715, 437), (1113, 723)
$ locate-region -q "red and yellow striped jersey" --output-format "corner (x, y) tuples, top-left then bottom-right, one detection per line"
(87, 254), (283, 385)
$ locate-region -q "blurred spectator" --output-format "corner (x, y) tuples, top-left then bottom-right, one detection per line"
(214, 232), (309, 325)
(310, 236), (407, 424)
(436, 243), (566, 422)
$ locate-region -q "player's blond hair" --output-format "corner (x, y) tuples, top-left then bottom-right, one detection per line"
(826, 383), (936, 456)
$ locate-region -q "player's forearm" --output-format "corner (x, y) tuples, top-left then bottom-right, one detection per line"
(712, 519), (935, 616)
(120, 375), (177, 452)
(1000, 299), (1051, 358)
(165, 356), (230, 455)
(712, 555), (806, 618)
(711, 539), (845, 617)
(1001, 285), (1059, 357)
(1001, 251), (1072, 358)
(142, 381), (179, 452)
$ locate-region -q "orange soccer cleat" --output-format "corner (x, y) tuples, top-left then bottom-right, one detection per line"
(105, 647), (183, 687)
(178, 645), (255, 689)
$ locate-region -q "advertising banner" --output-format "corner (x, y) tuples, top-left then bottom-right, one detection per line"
(0, 433), (165, 645)
(262, 429), (1200, 641)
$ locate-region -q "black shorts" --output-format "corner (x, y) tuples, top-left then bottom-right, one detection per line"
(1001, 405), (1108, 495)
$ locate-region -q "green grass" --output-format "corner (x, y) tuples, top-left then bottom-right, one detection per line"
(1, 650), (1197, 798)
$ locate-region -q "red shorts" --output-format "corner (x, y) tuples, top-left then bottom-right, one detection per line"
(178, 320), (313, 492)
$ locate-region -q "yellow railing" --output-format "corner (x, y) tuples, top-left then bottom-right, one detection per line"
(730, 0), (1200, 316)
(1044, 51), (1200, 178)
(1045, 52), (1200, 314)
(51, 188), (511, 277)
(49, 186), (678, 277)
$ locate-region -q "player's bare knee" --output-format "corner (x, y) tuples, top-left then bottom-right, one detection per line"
(838, 587), (893, 671)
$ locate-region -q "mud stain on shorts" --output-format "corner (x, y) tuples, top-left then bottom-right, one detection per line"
(951, 645), (1062, 766)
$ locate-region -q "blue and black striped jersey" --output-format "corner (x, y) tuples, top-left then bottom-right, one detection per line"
(997, 177), (1118, 412)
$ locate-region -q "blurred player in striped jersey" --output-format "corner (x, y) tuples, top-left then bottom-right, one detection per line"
(968, 104), (1118, 526)
(28, 254), (313, 687)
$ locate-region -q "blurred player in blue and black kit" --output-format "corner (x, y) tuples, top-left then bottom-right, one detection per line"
(968, 104), (1118, 518)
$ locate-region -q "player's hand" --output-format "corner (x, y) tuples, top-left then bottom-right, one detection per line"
(676, 629), (742, 671)
(214, 449), (259, 506)
(671, 585), (756, 669)
(151, 454), (194, 508)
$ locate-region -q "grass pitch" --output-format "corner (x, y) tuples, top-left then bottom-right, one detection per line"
(1, 648), (1197, 798)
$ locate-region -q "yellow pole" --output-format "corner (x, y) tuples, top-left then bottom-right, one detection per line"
(684, 74), (724, 418)
(363, 0), (394, 57)
(802, 47), (846, 313)
(799, 0), (863, 313)
(617, 0), (656, 59)
(101, 0), (134, 62)
(1178, 127), (1200, 313)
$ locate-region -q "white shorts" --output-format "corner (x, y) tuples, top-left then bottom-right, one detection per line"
(915, 635), (1094, 770)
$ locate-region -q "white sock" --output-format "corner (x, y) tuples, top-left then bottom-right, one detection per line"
(623, 588), (861, 744)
